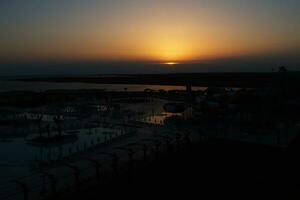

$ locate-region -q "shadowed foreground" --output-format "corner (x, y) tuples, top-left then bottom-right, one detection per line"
(55, 138), (300, 199)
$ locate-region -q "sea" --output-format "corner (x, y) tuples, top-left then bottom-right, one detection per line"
(0, 76), (205, 92)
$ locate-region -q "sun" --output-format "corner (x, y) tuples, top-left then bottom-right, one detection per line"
(164, 62), (177, 65)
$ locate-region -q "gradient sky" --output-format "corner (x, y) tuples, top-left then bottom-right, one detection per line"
(0, 0), (299, 75)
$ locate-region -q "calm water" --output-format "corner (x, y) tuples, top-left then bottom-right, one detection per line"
(0, 79), (206, 92)
(0, 126), (123, 181)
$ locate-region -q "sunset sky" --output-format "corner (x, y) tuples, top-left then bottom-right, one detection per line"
(0, 0), (299, 75)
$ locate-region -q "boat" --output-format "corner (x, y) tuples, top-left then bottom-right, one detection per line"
(163, 103), (186, 113)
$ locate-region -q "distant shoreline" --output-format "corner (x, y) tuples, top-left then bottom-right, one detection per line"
(16, 72), (300, 88)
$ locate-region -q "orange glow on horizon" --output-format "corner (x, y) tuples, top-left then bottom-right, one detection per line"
(0, 1), (299, 65)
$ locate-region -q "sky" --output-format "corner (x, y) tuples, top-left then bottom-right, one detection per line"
(0, 0), (299, 75)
